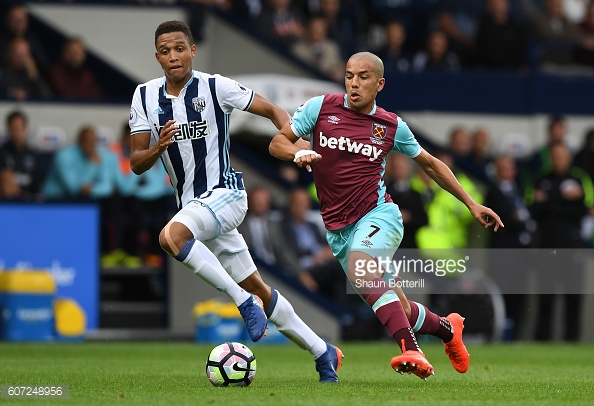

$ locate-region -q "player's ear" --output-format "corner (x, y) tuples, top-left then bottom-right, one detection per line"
(377, 77), (385, 92)
(191, 44), (197, 57)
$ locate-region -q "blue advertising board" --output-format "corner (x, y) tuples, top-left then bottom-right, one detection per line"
(0, 204), (99, 330)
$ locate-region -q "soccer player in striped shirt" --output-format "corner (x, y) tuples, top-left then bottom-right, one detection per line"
(270, 52), (504, 379)
(129, 20), (342, 382)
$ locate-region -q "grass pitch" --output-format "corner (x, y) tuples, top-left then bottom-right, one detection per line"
(0, 341), (593, 405)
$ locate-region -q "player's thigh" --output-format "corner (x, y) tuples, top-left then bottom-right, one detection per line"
(168, 200), (220, 242)
(203, 228), (257, 284)
(196, 189), (248, 236)
(349, 203), (403, 282)
(170, 188), (248, 242)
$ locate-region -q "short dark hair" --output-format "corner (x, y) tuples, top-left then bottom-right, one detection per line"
(6, 110), (27, 127)
(154, 20), (193, 48)
(548, 114), (565, 130)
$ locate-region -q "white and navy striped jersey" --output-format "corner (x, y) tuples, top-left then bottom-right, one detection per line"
(129, 70), (254, 208)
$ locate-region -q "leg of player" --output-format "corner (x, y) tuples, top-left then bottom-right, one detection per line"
(158, 220), (267, 342)
(238, 269), (344, 383)
(392, 285), (470, 373)
(348, 251), (434, 379)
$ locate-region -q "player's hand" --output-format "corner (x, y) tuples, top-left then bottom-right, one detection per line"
(293, 149), (322, 172)
(157, 119), (177, 153)
(469, 203), (504, 232)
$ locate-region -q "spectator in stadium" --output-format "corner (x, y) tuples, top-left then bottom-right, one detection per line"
(43, 125), (121, 257)
(185, 0), (242, 43)
(529, 0), (594, 65)
(411, 30), (461, 72)
(103, 122), (175, 268)
(291, 14), (344, 81)
(475, 0), (528, 69)
(435, 0), (485, 65)
(573, 127), (594, 183)
(384, 152), (427, 249)
(484, 155), (536, 340)
(307, 0), (368, 60)
(524, 115), (570, 190)
(416, 150), (484, 250)
(270, 51), (504, 379)
(253, 0), (305, 46)
(0, 37), (51, 101)
(0, 110), (43, 201)
(376, 20), (411, 73)
(529, 142), (592, 341)
(47, 37), (104, 100)
(467, 126), (496, 184)
(237, 185), (282, 268)
(277, 188), (346, 300)
(448, 125), (473, 159)
(0, 4), (50, 73)
(572, 127), (594, 247)
(129, 20), (342, 382)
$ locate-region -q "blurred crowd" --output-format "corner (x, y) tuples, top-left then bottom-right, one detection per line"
(0, 110), (176, 268)
(191, 0), (594, 79)
(2, 1), (594, 101)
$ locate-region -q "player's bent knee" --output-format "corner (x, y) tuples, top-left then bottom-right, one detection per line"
(159, 222), (194, 257)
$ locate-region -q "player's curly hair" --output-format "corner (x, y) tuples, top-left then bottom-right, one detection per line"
(154, 21), (194, 48)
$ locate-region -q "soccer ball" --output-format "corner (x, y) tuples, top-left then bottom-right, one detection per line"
(206, 342), (257, 387)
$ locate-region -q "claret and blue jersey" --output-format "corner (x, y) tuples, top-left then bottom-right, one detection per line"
(129, 70), (254, 209)
(290, 93), (421, 231)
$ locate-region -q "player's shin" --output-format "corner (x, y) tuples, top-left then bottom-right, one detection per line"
(360, 278), (421, 353)
(408, 300), (454, 342)
(266, 289), (327, 359)
(174, 238), (250, 306)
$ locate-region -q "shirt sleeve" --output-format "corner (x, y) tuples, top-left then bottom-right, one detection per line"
(129, 85), (151, 135)
(392, 116), (421, 158)
(215, 74), (255, 114)
(289, 95), (324, 138)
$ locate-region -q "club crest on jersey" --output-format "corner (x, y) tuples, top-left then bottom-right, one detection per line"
(192, 96), (205, 113)
(370, 123), (387, 145)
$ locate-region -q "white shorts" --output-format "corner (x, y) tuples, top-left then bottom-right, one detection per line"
(170, 188), (256, 283)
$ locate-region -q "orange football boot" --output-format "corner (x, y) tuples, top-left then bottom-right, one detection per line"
(390, 340), (434, 380)
(443, 313), (470, 373)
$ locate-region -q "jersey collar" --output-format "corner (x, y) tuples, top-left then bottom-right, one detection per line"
(162, 71), (196, 98)
(342, 94), (377, 115)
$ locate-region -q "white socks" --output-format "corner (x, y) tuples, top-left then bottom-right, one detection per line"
(268, 290), (327, 359)
(176, 239), (250, 306)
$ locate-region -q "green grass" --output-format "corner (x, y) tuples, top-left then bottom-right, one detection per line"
(0, 342), (593, 405)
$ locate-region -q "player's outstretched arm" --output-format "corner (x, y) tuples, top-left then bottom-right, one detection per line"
(247, 93), (291, 130)
(413, 148), (504, 231)
(269, 121), (321, 171)
(130, 120), (176, 175)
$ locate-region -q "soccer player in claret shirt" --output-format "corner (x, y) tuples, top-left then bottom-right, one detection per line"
(129, 20), (342, 382)
(270, 51), (504, 379)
